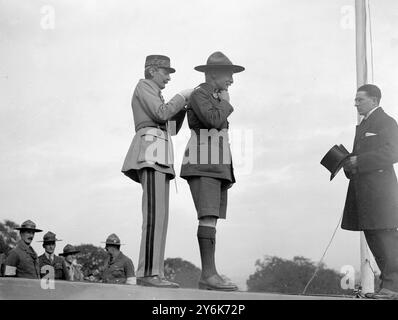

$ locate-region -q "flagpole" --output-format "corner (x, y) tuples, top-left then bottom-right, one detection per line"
(355, 0), (374, 294)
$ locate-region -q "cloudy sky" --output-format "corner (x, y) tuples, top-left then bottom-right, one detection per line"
(1, 0), (398, 289)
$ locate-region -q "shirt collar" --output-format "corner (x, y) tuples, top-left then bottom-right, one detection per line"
(364, 106), (380, 120)
(18, 240), (32, 252)
(109, 251), (123, 264)
(199, 82), (217, 94)
(45, 252), (55, 261)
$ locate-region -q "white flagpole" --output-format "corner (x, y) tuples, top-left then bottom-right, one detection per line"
(355, 0), (374, 294)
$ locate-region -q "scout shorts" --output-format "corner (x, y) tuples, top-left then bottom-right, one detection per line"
(187, 176), (228, 219)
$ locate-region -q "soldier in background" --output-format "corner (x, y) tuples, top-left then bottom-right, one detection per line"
(0, 236), (8, 276)
(4, 220), (42, 278)
(60, 244), (84, 281)
(38, 231), (69, 280)
(101, 234), (135, 285)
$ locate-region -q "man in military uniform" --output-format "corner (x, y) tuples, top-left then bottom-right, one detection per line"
(60, 244), (84, 281)
(101, 234), (135, 285)
(180, 52), (245, 291)
(121, 55), (192, 288)
(38, 231), (69, 280)
(4, 220), (42, 278)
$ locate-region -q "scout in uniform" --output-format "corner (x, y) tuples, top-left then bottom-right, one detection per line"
(180, 52), (245, 291)
(121, 55), (192, 287)
(38, 231), (69, 280)
(60, 244), (84, 281)
(4, 220), (42, 278)
(342, 84), (398, 299)
(101, 234), (135, 285)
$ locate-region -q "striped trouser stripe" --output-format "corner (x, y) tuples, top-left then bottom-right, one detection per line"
(137, 168), (170, 278)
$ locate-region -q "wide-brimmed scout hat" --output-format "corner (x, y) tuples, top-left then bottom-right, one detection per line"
(15, 220), (43, 233)
(194, 51), (245, 73)
(59, 244), (80, 256)
(320, 145), (351, 181)
(145, 55), (176, 73)
(102, 233), (124, 246)
(38, 231), (62, 243)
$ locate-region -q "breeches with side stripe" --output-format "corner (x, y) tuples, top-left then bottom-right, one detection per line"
(137, 168), (170, 278)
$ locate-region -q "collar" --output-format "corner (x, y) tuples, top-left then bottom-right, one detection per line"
(140, 79), (161, 93)
(17, 240), (32, 252)
(45, 252), (55, 261)
(198, 82), (217, 95)
(109, 251), (123, 265)
(364, 106), (380, 120)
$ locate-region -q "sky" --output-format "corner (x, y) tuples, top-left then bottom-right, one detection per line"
(1, 0), (398, 290)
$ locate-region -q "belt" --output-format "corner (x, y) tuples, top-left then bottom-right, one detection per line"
(136, 122), (166, 132)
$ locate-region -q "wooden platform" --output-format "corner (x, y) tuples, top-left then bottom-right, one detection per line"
(0, 278), (352, 300)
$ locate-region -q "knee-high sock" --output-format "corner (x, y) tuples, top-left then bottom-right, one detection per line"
(197, 225), (217, 279)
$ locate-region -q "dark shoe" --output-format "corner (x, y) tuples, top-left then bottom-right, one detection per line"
(137, 276), (179, 288)
(199, 274), (238, 291)
(365, 288), (398, 300)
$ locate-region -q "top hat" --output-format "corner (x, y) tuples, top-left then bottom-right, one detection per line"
(194, 51), (245, 73)
(15, 220), (43, 233)
(145, 55), (176, 73)
(320, 144), (351, 181)
(59, 244), (80, 256)
(102, 233), (124, 246)
(38, 231), (62, 243)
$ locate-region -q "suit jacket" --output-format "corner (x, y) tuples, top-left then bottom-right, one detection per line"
(38, 253), (69, 280)
(121, 79), (187, 183)
(342, 107), (398, 230)
(180, 83), (235, 184)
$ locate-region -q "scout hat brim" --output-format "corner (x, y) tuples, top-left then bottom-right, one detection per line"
(59, 250), (80, 256)
(101, 242), (125, 246)
(194, 64), (245, 73)
(15, 227), (43, 232)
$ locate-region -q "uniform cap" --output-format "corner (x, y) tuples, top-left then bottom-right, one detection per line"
(145, 55), (176, 73)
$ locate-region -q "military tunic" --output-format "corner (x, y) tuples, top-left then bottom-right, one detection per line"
(4, 240), (40, 279)
(102, 252), (135, 284)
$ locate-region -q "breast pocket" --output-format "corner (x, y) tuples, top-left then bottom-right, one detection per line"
(359, 135), (379, 152)
(111, 267), (125, 279)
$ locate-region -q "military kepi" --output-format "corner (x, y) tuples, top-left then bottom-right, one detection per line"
(321, 144), (351, 181)
(15, 220), (42, 233)
(145, 55), (175, 73)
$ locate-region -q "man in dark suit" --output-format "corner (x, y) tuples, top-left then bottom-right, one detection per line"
(38, 231), (69, 280)
(180, 52), (245, 291)
(342, 84), (398, 299)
